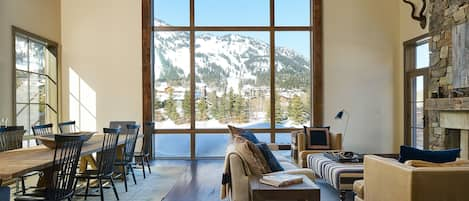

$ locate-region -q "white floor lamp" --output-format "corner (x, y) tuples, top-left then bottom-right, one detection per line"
(334, 109), (350, 150)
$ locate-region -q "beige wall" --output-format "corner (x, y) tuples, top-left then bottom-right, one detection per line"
(61, 0), (142, 130)
(323, 0), (426, 153)
(393, 1), (428, 151)
(324, 0), (398, 153)
(0, 0), (61, 123)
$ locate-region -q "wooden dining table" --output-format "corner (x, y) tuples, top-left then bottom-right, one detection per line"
(0, 134), (127, 185)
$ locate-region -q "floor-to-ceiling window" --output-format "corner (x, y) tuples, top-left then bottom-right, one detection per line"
(145, 0), (322, 159)
(13, 27), (58, 146)
(404, 34), (430, 149)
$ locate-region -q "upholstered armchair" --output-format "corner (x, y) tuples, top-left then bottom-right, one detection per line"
(291, 130), (342, 167)
(354, 155), (469, 201)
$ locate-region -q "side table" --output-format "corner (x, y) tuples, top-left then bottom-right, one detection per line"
(249, 175), (320, 201)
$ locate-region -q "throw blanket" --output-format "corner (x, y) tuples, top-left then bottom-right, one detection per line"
(220, 151), (250, 200)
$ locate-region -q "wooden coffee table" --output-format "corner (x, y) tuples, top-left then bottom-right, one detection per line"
(249, 175), (320, 201)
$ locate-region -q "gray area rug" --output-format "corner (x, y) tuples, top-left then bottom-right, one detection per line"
(8, 166), (185, 201)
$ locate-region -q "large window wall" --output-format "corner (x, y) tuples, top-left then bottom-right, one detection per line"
(145, 0), (322, 159)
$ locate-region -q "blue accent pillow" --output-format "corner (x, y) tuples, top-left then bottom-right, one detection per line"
(398, 145), (461, 163)
(256, 143), (284, 172)
(239, 129), (260, 144)
(0, 187), (10, 201)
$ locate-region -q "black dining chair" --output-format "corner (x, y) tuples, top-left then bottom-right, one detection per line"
(114, 124), (140, 192)
(58, 121), (77, 134)
(0, 126), (24, 152)
(0, 126), (33, 195)
(14, 134), (85, 201)
(74, 128), (120, 201)
(134, 122), (153, 179)
(32, 124), (54, 145)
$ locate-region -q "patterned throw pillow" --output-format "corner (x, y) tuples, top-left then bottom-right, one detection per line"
(228, 125), (260, 143)
(305, 127), (330, 150)
(232, 136), (272, 175)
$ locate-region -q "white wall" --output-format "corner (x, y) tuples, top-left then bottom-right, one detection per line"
(323, 0), (428, 153)
(61, 0), (142, 130)
(324, 0), (399, 153)
(0, 0), (61, 123)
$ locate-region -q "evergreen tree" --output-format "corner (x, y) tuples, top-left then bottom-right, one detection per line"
(182, 90), (191, 122)
(208, 91), (219, 119)
(266, 93), (282, 123)
(226, 88), (235, 121)
(233, 94), (242, 123)
(165, 88), (179, 121)
(219, 91), (228, 123)
(197, 98), (209, 121)
(288, 95), (306, 125)
(238, 95), (249, 123)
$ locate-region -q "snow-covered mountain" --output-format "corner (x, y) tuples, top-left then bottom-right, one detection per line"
(154, 20), (310, 93)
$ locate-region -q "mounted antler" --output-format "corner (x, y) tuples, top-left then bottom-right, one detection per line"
(403, 0), (427, 29)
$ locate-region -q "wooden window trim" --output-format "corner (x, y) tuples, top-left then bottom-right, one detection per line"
(403, 33), (430, 148)
(142, 0), (323, 158)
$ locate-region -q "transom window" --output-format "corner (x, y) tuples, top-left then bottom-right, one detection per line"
(148, 0), (321, 158)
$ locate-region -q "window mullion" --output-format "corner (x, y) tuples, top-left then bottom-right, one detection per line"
(269, 0), (276, 143)
(27, 38), (31, 134)
(189, 0), (196, 159)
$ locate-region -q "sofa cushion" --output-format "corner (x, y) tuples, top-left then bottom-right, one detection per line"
(353, 180), (364, 199)
(272, 152), (290, 162)
(279, 161), (298, 170)
(399, 145), (460, 163)
(228, 125), (259, 143)
(265, 168), (316, 181)
(232, 136), (271, 175)
(256, 143), (284, 172)
(404, 159), (469, 167)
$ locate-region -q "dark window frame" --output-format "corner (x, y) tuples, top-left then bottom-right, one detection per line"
(142, 0), (323, 159)
(403, 33), (431, 149)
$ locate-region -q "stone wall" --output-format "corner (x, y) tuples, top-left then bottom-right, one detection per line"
(428, 0), (469, 149)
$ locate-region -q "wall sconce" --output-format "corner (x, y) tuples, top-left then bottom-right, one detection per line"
(403, 0), (427, 29)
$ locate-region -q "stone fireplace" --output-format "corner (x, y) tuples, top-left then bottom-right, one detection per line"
(426, 97), (469, 159)
(426, 0), (469, 158)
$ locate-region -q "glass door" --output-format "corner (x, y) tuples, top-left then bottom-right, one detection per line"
(407, 74), (426, 149)
(404, 35), (430, 149)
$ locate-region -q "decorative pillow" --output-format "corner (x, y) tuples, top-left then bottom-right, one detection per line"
(305, 127), (330, 150)
(404, 159), (469, 167)
(255, 143), (284, 172)
(228, 125), (259, 143)
(398, 145), (460, 163)
(232, 136), (272, 175)
(303, 125), (330, 135)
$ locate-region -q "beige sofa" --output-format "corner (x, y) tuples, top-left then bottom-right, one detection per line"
(354, 155), (469, 201)
(226, 144), (316, 201)
(291, 130), (342, 167)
